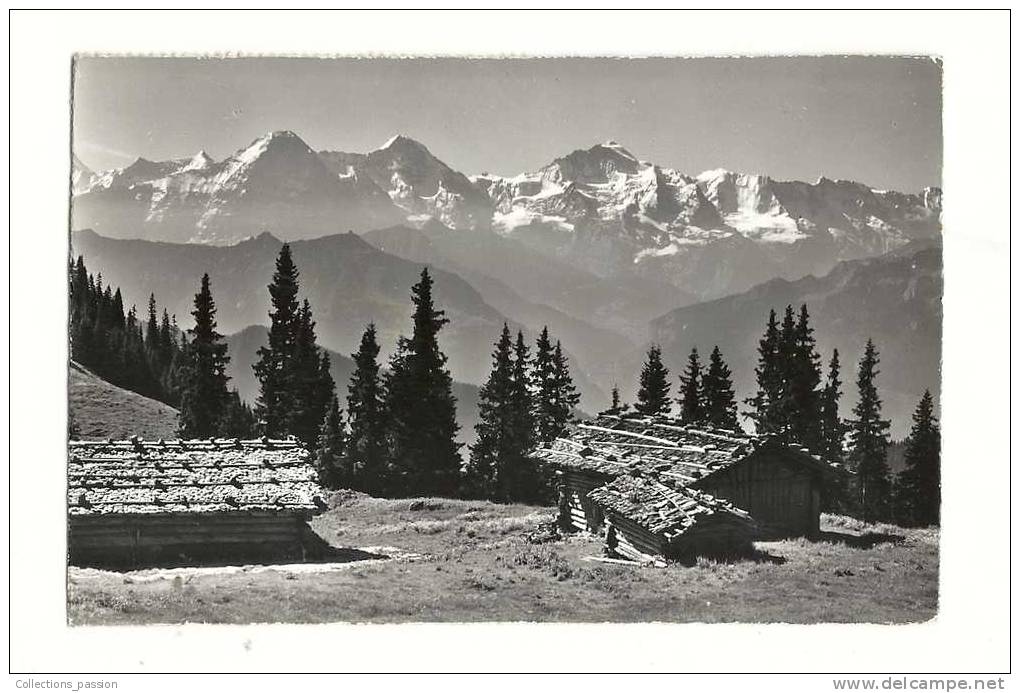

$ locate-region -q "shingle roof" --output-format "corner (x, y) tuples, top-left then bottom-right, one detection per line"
(588, 473), (755, 541)
(534, 413), (841, 483)
(67, 438), (325, 516)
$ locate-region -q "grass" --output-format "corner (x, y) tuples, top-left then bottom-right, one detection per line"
(67, 492), (938, 625)
(69, 361), (179, 440)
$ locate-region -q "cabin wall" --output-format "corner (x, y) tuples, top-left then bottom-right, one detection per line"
(68, 511), (310, 568)
(557, 470), (608, 533)
(696, 451), (822, 538)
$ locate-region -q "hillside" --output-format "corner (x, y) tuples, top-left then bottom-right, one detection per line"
(68, 361), (179, 440)
(648, 240), (942, 438)
(72, 228), (605, 410)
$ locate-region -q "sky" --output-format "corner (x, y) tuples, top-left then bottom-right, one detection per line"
(72, 56), (942, 192)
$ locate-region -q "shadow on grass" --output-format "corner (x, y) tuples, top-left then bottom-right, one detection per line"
(812, 530), (905, 549)
(674, 546), (788, 567)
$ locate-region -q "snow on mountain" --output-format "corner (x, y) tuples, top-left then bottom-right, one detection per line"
(72, 131), (404, 244)
(70, 131), (940, 302)
(318, 135), (493, 231)
(71, 154), (95, 195)
(470, 142), (941, 301)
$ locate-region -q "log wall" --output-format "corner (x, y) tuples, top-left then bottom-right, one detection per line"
(559, 470), (608, 533)
(68, 511), (311, 568)
(696, 450), (822, 538)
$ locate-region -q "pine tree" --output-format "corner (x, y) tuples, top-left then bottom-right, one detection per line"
(896, 390), (941, 526)
(287, 299), (335, 447)
(253, 244), (301, 438)
(532, 327), (558, 443)
(314, 395), (347, 489)
(789, 304), (823, 450)
(635, 344), (671, 416)
(502, 330), (539, 500)
(551, 340), (580, 430)
(385, 269), (462, 497)
(610, 384), (622, 412)
(218, 389), (256, 438)
(533, 327), (580, 443)
(847, 339), (892, 522)
(145, 294), (159, 348)
(677, 347), (704, 424)
(346, 324), (389, 495)
(702, 345), (739, 430)
(746, 309), (784, 435)
(468, 325), (514, 500)
(819, 349), (846, 461)
(178, 274), (231, 438)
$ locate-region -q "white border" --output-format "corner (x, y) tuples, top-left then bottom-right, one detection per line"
(6, 9), (1013, 675)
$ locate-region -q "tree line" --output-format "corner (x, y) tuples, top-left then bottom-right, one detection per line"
(627, 304), (940, 527)
(69, 256), (253, 436)
(75, 244), (581, 503)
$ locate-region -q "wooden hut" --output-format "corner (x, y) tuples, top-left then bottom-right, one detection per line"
(534, 413), (842, 543)
(67, 437), (327, 568)
(588, 472), (756, 563)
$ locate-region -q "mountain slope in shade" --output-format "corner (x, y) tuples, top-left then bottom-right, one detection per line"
(72, 131), (405, 244)
(70, 228), (604, 411)
(362, 224), (637, 388)
(224, 325), (483, 448)
(646, 240), (941, 439)
(319, 135), (493, 231)
(69, 361), (179, 440)
(474, 141), (941, 301)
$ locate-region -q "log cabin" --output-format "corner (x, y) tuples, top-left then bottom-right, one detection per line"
(534, 413), (843, 554)
(588, 471), (756, 563)
(67, 437), (327, 568)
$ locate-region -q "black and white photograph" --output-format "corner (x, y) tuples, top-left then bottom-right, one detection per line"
(66, 53), (944, 625)
(6, 8), (1013, 681)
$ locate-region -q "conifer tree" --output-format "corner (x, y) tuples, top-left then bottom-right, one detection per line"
(287, 299), (335, 447)
(677, 347), (704, 424)
(551, 340), (580, 429)
(611, 384), (622, 412)
(746, 309), (784, 434)
(503, 330), (539, 500)
(468, 325), (514, 500)
(532, 327), (558, 443)
(819, 349), (846, 460)
(896, 390), (941, 526)
(533, 327), (581, 443)
(218, 389), (256, 438)
(346, 324), (389, 495)
(253, 244), (301, 438)
(178, 274), (230, 438)
(635, 344), (671, 416)
(789, 304), (823, 450)
(159, 309), (173, 356)
(385, 269), (461, 497)
(145, 294), (159, 348)
(847, 339), (892, 521)
(314, 395), (347, 489)
(702, 345), (739, 430)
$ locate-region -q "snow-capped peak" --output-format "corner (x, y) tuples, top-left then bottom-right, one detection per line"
(598, 140), (637, 160)
(373, 134), (430, 155)
(182, 150), (215, 172)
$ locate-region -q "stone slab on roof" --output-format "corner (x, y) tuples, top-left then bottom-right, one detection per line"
(67, 438), (325, 516)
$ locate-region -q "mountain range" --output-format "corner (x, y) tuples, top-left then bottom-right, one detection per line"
(70, 130), (941, 437)
(72, 130), (940, 302)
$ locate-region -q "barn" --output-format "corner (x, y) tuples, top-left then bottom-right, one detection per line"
(534, 413), (842, 553)
(67, 437), (327, 568)
(588, 471), (756, 563)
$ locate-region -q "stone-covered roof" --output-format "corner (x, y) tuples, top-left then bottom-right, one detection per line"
(588, 473), (755, 542)
(534, 413), (841, 484)
(67, 438), (326, 516)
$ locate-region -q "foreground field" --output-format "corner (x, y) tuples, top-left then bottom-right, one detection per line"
(68, 492), (938, 625)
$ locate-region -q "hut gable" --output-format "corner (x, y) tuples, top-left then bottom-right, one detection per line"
(533, 413), (846, 546)
(68, 438), (325, 517)
(588, 474), (754, 543)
